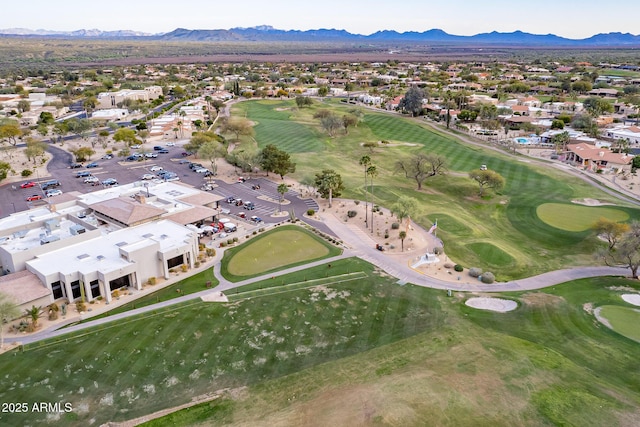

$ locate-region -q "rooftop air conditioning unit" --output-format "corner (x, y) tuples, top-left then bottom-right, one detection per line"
(70, 224), (86, 235)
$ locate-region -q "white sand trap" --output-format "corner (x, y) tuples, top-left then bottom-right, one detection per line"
(201, 291), (228, 303)
(465, 297), (517, 312)
(621, 294), (640, 307)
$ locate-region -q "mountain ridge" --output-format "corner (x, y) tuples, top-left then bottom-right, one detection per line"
(1, 26), (639, 46)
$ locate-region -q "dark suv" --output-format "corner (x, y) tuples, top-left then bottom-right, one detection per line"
(42, 180), (61, 190)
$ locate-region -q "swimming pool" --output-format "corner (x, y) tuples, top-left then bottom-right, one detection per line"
(514, 137), (541, 145)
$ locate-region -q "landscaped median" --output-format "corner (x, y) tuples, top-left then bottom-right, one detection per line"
(220, 224), (343, 282)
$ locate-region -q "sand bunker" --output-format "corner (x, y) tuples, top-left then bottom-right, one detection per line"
(621, 294), (640, 307)
(465, 297), (517, 312)
(571, 198), (613, 206)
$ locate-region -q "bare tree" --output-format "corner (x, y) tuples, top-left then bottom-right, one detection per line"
(396, 153), (446, 190)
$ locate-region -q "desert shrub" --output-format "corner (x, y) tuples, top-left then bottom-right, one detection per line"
(444, 262), (455, 269)
(372, 205), (380, 212)
(112, 289), (120, 298)
(48, 303), (59, 320)
(76, 301), (86, 312)
(21, 169), (33, 177)
(227, 239), (234, 245)
(219, 242), (227, 247)
(391, 222), (400, 230)
(454, 264), (464, 272)
(181, 264), (188, 272)
(233, 237), (239, 242)
(433, 246), (443, 255)
(306, 209), (315, 216)
(198, 243), (205, 251)
(468, 267), (483, 278)
(169, 268), (176, 273)
(481, 272), (495, 284)
(194, 261), (200, 268)
(252, 231), (257, 235)
(354, 200), (360, 205)
(347, 210), (357, 218)
(147, 277), (157, 286)
(206, 248), (216, 257)
(379, 211), (383, 215)
(384, 229), (389, 239)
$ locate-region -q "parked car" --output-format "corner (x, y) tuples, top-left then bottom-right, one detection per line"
(238, 212), (246, 219)
(179, 159), (191, 164)
(234, 199), (243, 206)
(194, 167), (209, 173)
(189, 163), (204, 170)
(26, 194), (42, 201)
(84, 176), (99, 184)
(141, 173), (155, 180)
(149, 165), (163, 172)
(45, 189), (63, 198)
(76, 171), (91, 178)
(166, 142), (176, 146)
(86, 162), (99, 168)
(250, 216), (262, 223)
(225, 196), (236, 204)
(181, 151), (193, 157)
(20, 181), (36, 189)
(153, 146), (163, 151)
(237, 177), (246, 183)
(145, 152), (158, 158)
(203, 170), (214, 177)
(163, 173), (180, 182)
(101, 178), (118, 187)
(244, 201), (255, 210)
(69, 163), (83, 169)
(42, 180), (61, 190)
(158, 149), (169, 154)
(131, 144), (141, 149)
(251, 184), (261, 190)
(101, 154), (113, 160)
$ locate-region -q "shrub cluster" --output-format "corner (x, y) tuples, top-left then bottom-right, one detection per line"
(21, 169), (32, 177)
(468, 267), (483, 278)
(307, 209), (315, 216)
(391, 222), (400, 230)
(454, 264), (464, 272)
(347, 210), (357, 218)
(481, 272), (495, 284)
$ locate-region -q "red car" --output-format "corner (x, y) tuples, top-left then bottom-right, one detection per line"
(26, 194), (42, 201)
(20, 181), (36, 189)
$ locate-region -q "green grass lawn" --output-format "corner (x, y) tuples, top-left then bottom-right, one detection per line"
(3, 261), (640, 426)
(220, 225), (342, 281)
(599, 305), (640, 342)
(537, 203), (630, 231)
(233, 99), (640, 279)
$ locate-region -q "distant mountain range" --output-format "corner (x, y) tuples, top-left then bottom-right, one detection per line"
(1, 26), (639, 46)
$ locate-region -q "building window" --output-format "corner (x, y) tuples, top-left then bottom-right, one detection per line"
(167, 254), (184, 269)
(51, 281), (64, 299)
(109, 275), (130, 291)
(90, 280), (100, 298)
(70, 280), (81, 299)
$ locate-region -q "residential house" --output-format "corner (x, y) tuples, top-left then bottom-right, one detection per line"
(565, 143), (633, 173)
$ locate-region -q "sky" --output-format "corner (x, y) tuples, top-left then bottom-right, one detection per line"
(2, 0), (638, 39)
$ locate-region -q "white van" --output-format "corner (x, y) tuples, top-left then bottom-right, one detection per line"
(224, 223), (237, 232)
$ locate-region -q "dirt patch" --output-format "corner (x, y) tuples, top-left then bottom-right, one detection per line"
(583, 302), (594, 315)
(594, 306), (613, 329)
(608, 286), (638, 292)
(520, 292), (565, 307)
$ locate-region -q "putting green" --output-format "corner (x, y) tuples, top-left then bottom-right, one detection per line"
(226, 227), (332, 277)
(536, 203), (629, 232)
(467, 242), (514, 267)
(598, 305), (640, 342)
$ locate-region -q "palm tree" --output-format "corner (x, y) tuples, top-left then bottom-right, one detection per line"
(399, 230), (407, 251)
(25, 305), (42, 328)
(277, 183), (288, 212)
(366, 165), (378, 233)
(359, 155), (371, 225)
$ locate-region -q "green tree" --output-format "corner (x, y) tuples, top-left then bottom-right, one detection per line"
(469, 169), (505, 196)
(314, 169), (344, 208)
(596, 221), (640, 278)
(318, 86), (329, 97)
(24, 139), (47, 164)
(593, 218), (630, 251)
(392, 196), (419, 226)
(295, 96), (313, 108)
(341, 114), (358, 134)
(70, 146), (95, 162)
(367, 165), (378, 233)
(551, 131), (570, 153)
(113, 128), (140, 147)
(396, 153), (446, 190)
(277, 183), (288, 212)
(0, 161), (10, 182)
(320, 114), (342, 137)
(398, 87), (425, 116)
(197, 140), (227, 175)
(38, 111), (55, 125)
(0, 292), (20, 349)
(0, 122), (22, 146)
(550, 119), (565, 130)
(17, 99), (31, 113)
(259, 144), (295, 179)
(65, 118), (92, 140)
(185, 131), (221, 155)
(223, 117), (254, 141)
(583, 96), (614, 117)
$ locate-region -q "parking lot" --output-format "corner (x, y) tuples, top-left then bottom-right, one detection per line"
(0, 142), (319, 226)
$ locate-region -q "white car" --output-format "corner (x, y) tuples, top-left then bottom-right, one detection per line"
(131, 144), (141, 149)
(195, 167), (209, 173)
(145, 152), (158, 158)
(166, 142), (176, 146)
(141, 173), (155, 180)
(45, 189), (63, 197)
(84, 176), (99, 184)
(149, 165), (163, 172)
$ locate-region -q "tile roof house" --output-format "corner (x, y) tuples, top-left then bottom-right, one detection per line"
(566, 143), (633, 173)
